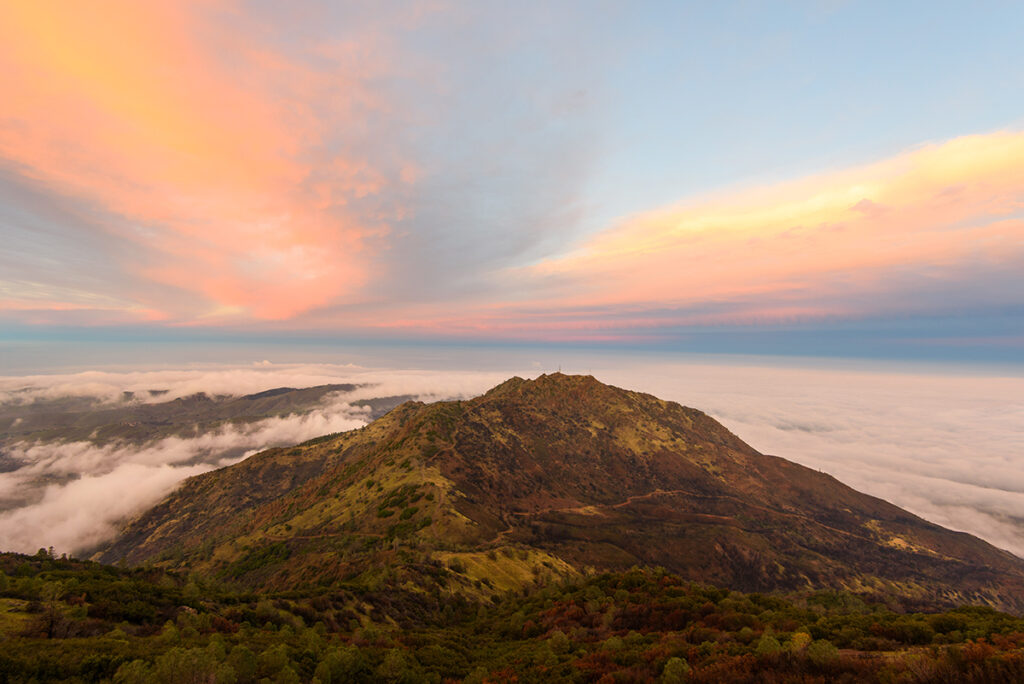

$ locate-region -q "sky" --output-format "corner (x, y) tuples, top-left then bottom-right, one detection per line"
(2, 1), (1023, 360)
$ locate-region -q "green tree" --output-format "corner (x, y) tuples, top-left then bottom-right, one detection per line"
(159, 621), (180, 645)
(807, 639), (839, 667)
(274, 665), (301, 684)
(549, 629), (570, 654)
(464, 666), (489, 684)
(38, 580), (68, 638)
(319, 645), (369, 681)
(756, 634), (783, 656)
(258, 644), (290, 677)
(377, 648), (411, 683)
(113, 660), (152, 684)
(534, 643), (558, 668)
(603, 635), (624, 651)
(151, 647), (220, 684)
(661, 656), (691, 683)
(207, 634), (227, 661)
(313, 660), (332, 684)
(229, 645), (257, 683)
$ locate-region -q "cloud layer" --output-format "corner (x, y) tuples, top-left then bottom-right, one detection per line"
(593, 360), (1024, 557)
(0, 363), (507, 406)
(1, 359), (1021, 560)
(0, 363), (512, 554)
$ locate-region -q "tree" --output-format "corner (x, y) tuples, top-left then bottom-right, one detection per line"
(662, 656), (691, 683)
(258, 644), (290, 677)
(789, 630), (812, 652)
(806, 639), (839, 667)
(377, 649), (411, 683)
(229, 645), (257, 683)
(756, 634), (782, 656)
(114, 660), (152, 684)
(151, 647), (222, 684)
(33, 580), (69, 638)
(549, 629), (571, 654)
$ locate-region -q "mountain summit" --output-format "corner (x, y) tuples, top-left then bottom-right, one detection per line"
(98, 373), (1024, 613)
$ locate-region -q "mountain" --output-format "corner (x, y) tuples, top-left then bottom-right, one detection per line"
(96, 373), (1024, 614)
(0, 384), (410, 447)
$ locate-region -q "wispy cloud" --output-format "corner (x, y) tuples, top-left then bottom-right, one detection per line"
(374, 131), (1024, 343)
(0, 2), (407, 321)
(0, 2), (602, 327)
(1, 3), (1022, 356)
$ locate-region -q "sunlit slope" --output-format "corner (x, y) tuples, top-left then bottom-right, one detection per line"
(98, 374), (1024, 613)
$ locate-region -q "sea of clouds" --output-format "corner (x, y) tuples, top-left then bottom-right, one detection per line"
(0, 364), (511, 555)
(596, 361), (1024, 558)
(0, 359), (1021, 559)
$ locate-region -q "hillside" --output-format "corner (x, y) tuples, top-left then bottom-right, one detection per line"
(97, 373), (1024, 614)
(5, 550), (1024, 683)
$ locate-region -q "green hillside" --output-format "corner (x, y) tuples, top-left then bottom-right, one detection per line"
(3, 550), (1024, 683)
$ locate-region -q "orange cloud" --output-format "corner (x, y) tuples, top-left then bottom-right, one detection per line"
(524, 131), (1024, 315)
(352, 131), (1024, 339)
(0, 1), (401, 320)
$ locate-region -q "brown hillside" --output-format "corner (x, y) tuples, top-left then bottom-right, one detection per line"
(96, 373), (1024, 613)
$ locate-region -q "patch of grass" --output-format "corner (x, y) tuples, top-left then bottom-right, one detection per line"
(0, 598), (31, 637)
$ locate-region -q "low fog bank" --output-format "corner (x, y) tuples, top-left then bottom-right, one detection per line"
(595, 362), (1024, 558)
(1, 358), (1022, 561)
(0, 365), (515, 555)
(0, 363), (512, 407)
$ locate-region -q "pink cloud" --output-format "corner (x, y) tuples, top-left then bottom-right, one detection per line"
(349, 131), (1024, 340)
(514, 131), (1024, 316)
(0, 1), (408, 321)
(3, 2), (1022, 342)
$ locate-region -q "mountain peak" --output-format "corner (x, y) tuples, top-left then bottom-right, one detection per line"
(483, 372), (600, 394)
(479, 373), (628, 413)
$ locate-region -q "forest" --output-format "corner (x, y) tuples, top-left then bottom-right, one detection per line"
(2, 549), (1024, 683)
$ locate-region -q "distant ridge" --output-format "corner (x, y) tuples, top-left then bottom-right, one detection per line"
(97, 373), (1024, 614)
(0, 383), (410, 447)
